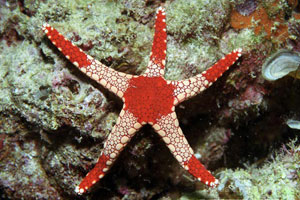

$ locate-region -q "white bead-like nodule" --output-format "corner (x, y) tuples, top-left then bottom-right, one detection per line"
(75, 186), (79, 193)
(75, 186), (84, 195)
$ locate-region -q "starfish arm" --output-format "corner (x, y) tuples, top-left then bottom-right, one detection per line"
(152, 111), (219, 187)
(42, 24), (133, 98)
(170, 49), (242, 105)
(75, 109), (142, 195)
(144, 7), (167, 77)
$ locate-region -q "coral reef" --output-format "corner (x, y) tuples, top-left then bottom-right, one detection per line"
(217, 140), (300, 199)
(180, 140), (300, 199)
(0, 0), (299, 199)
(230, 0), (299, 42)
(235, 0), (258, 16)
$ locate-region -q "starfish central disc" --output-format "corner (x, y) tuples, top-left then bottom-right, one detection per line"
(124, 76), (175, 123)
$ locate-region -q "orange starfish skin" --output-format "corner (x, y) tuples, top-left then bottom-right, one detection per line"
(42, 7), (242, 195)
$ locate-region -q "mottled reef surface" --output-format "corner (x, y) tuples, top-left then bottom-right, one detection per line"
(0, 0), (299, 199)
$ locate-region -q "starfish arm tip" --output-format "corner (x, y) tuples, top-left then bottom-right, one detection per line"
(75, 186), (85, 195)
(213, 179), (219, 187)
(74, 110), (141, 193)
(185, 155), (219, 188)
(208, 178), (219, 188)
(42, 23), (49, 28)
(235, 48), (243, 57)
(146, 6), (167, 77)
(42, 23), (50, 33)
(157, 6), (165, 13)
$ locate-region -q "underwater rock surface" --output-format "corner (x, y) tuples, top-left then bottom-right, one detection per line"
(0, 0), (299, 199)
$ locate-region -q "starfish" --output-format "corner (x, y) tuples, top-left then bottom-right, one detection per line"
(42, 7), (242, 195)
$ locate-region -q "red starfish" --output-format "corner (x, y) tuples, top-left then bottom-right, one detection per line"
(42, 7), (241, 195)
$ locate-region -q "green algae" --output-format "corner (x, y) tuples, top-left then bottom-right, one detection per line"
(217, 140), (300, 199)
(0, 138), (61, 199)
(37, 0), (154, 74)
(0, 40), (58, 129)
(220, 28), (264, 53)
(179, 140), (300, 200)
(166, 0), (232, 79)
(0, 39), (111, 134)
